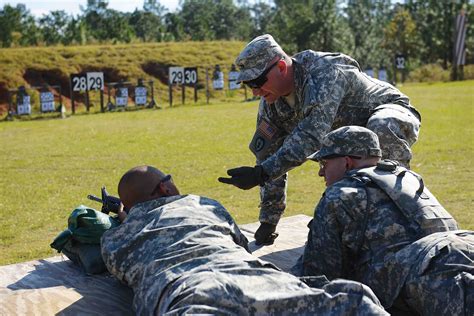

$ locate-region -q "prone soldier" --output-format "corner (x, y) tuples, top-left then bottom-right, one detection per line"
(101, 165), (388, 315)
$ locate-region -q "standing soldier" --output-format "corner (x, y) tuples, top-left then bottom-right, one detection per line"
(218, 34), (421, 245)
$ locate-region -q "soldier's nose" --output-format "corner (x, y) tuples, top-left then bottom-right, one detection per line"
(318, 168), (325, 177)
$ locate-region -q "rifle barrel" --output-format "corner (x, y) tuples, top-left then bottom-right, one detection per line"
(87, 194), (103, 204)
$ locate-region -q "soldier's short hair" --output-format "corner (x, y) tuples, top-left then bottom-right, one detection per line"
(235, 34), (285, 82)
(308, 126), (382, 161)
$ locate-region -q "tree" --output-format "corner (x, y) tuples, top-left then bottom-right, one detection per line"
(383, 6), (419, 66)
(405, 0), (472, 68)
(248, 1), (275, 38)
(163, 12), (185, 41)
(268, 0), (342, 54)
(345, 0), (391, 69)
(39, 11), (71, 45)
(178, 0), (253, 40)
(62, 17), (86, 45)
(80, 0), (134, 43)
(0, 4), (39, 47)
(143, 0), (167, 16)
(130, 9), (164, 42)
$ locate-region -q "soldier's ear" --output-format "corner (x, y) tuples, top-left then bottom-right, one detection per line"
(277, 59), (286, 72)
(345, 156), (354, 171)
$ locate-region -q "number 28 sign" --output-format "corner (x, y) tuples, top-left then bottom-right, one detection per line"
(71, 72), (104, 92)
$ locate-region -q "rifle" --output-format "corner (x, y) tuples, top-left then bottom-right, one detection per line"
(87, 186), (121, 214)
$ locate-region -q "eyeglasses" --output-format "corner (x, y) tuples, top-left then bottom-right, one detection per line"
(243, 60), (280, 89)
(318, 155), (362, 169)
(150, 174), (172, 196)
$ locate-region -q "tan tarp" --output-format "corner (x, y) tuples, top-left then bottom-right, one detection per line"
(0, 215), (311, 315)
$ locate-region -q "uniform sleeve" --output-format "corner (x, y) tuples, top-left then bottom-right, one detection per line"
(261, 67), (349, 179)
(255, 98), (289, 163)
(301, 185), (368, 280)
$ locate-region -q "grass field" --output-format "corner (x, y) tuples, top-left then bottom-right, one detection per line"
(0, 80), (473, 265)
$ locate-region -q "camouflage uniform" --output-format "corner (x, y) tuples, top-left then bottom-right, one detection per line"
(101, 194), (388, 315)
(293, 126), (473, 314)
(236, 34), (421, 225)
(383, 230), (474, 315)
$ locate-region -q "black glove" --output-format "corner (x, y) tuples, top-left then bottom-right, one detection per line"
(254, 222), (279, 246)
(218, 165), (268, 190)
(101, 186), (121, 214)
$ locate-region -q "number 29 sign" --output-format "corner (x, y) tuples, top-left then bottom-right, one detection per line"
(71, 72), (104, 92)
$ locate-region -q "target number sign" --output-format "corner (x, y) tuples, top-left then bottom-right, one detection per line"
(395, 55), (406, 70)
(169, 67), (184, 84)
(184, 67), (198, 85)
(87, 72), (104, 91)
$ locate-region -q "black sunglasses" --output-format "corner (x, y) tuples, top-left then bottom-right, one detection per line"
(150, 174), (172, 196)
(318, 155), (362, 169)
(243, 60), (280, 89)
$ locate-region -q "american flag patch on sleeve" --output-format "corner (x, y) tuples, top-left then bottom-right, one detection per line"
(258, 119), (277, 139)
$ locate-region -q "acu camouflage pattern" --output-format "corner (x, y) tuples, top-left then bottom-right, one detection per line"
(235, 34), (284, 82)
(308, 126), (382, 161)
(391, 230), (474, 315)
(293, 165), (467, 313)
(101, 194), (388, 315)
(252, 50), (421, 225)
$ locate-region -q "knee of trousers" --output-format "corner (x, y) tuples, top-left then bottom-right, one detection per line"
(366, 106), (420, 161)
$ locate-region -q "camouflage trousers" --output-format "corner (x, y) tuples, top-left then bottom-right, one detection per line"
(396, 230), (474, 315)
(157, 262), (388, 315)
(366, 104), (421, 167)
(258, 103), (421, 225)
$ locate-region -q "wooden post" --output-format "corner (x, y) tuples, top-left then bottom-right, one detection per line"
(70, 84), (75, 114)
(194, 83), (198, 103)
(205, 68), (210, 104)
(168, 83), (173, 107)
(244, 85), (247, 101)
(181, 84), (185, 105)
(7, 90), (13, 120)
(58, 86), (63, 109)
(100, 89), (104, 112)
(85, 90), (90, 112)
(148, 80), (157, 108)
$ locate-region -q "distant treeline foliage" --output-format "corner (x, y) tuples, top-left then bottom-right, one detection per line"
(0, 0), (472, 70)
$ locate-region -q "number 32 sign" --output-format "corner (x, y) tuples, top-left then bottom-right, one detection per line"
(71, 72), (104, 92)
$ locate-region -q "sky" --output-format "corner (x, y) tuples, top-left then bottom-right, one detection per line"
(0, 0), (181, 16)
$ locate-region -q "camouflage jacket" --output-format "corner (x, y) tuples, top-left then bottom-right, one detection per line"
(101, 194), (388, 315)
(258, 50), (417, 179)
(296, 166), (458, 307)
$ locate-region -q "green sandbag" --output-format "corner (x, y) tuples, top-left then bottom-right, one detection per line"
(67, 205), (120, 244)
(51, 205), (120, 274)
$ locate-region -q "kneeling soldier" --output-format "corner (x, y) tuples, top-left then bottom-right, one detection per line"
(293, 126), (474, 315)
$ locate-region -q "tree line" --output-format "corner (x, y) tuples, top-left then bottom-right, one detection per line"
(0, 0), (472, 71)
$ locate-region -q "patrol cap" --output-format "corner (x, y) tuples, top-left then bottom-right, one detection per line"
(308, 126), (382, 161)
(235, 34), (285, 82)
